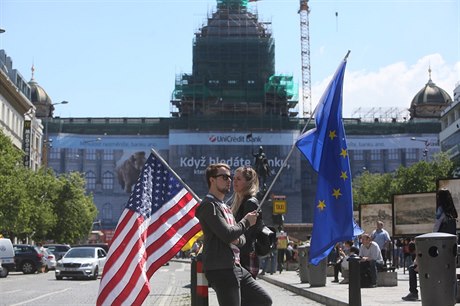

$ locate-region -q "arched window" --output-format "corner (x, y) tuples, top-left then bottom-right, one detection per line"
(102, 203), (113, 221)
(86, 171), (96, 190)
(102, 171), (114, 190)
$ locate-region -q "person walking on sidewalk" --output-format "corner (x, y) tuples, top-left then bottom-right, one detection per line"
(276, 226), (289, 273)
(195, 163), (272, 306)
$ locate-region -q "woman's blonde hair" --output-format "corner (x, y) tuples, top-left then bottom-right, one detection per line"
(231, 166), (259, 215)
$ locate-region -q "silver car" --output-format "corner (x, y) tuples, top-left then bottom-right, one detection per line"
(55, 247), (107, 280)
(42, 249), (57, 271)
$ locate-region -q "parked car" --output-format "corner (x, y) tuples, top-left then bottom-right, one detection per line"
(72, 243), (109, 253)
(13, 244), (44, 274)
(0, 238), (15, 278)
(55, 247), (107, 280)
(43, 244), (71, 260)
(42, 249), (57, 271)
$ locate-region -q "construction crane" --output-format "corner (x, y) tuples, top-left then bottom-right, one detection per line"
(299, 0), (312, 117)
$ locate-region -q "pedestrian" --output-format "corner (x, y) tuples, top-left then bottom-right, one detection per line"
(195, 163), (272, 306)
(433, 188), (458, 235)
(276, 226), (289, 273)
(230, 166), (264, 278)
(371, 221), (391, 266)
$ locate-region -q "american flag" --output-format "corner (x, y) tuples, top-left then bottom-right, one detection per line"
(97, 152), (201, 306)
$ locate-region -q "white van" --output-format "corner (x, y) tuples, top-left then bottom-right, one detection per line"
(0, 238), (15, 277)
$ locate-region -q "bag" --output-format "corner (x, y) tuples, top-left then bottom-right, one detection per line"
(255, 226), (275, 257)
(439, 215), (457, 235)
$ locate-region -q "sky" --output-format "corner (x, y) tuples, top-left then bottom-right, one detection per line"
(0, 0), (459, 120)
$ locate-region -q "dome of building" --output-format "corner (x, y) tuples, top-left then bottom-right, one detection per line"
(409, 68), (452, 120)
(28, 66), (53, 118)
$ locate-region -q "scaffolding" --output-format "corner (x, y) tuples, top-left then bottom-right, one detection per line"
(171, 0), (298, 118)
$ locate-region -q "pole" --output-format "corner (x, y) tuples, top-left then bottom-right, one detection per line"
(151, 148), (201, 202)
(256, 50), (350, 213)
(348, 254), (362, 306)
(256, 109), (315, 213)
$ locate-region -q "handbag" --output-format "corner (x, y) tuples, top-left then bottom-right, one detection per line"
(255, 226), (275, 257)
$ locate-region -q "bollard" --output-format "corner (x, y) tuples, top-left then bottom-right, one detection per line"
(191, 255), (209, 306)
(348, 254), (362, 306)
(297, 244), (310, 283)
(415, 232), (457, 306)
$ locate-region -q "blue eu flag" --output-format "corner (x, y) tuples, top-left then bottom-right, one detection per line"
(296, 56), (354, 265)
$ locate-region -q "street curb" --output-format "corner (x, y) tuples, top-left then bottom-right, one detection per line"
(258, 275), (348, 306)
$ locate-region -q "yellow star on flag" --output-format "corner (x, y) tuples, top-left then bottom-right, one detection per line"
(328, 130), (337, 140)
(317, 200), (326, 210)
(340, 148), (348, 158)
(332, 188), (342, 199)
(340, 171), (348, 180)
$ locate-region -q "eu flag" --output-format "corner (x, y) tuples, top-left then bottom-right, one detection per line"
(296, 55), (354, 265)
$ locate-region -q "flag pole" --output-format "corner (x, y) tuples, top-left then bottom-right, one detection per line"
(256, 105), (317, 213)
(256, 50), (350, 213)
(151, 148), (201, 202)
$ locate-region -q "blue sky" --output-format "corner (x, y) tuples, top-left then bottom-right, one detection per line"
(1, 0), (459, 119)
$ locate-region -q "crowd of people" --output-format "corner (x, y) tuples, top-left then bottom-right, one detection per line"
(191, 161), (458, 305)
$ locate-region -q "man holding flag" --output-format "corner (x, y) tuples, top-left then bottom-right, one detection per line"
(296, 52), (355, 266)
(195, 163), (272, 306)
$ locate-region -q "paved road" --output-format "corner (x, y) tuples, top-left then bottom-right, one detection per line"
(0, 261), (323, 305)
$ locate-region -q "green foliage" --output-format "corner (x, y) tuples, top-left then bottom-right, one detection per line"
(353, 152), (453, 208)
(0, 130), (98, 243)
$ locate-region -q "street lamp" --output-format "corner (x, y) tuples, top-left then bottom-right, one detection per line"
(43, 101), (69, 168)
(411, 137), (430, 161)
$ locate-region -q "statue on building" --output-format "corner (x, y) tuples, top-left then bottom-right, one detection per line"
(253, 146), (271, 190)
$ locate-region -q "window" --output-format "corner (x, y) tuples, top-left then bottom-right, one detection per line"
(86, 171), (96, 190)
(103, 150), (113, 161)
(102, 171), (114, 190)
(388, 149), (399, 160)
(370, 150), (381, 161)
(86, 149), (96, 160)
(405, 148), (417, 160)
(49, 147), (60, 159)
(102, 203), (112, 221)
(352, 150), (364, 161)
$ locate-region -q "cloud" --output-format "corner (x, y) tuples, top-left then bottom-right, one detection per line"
(309, 54), (460, 119)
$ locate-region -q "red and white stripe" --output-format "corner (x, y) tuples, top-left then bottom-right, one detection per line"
(97, 188), (201, 306)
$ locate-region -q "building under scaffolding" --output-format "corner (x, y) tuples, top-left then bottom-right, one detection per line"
(171, 0), (298, 118)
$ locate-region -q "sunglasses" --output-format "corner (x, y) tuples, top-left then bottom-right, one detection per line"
(214, 174), (232, 181)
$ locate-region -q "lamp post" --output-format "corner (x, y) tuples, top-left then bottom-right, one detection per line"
(43, 101), (69, 168)
(411, 137), (430, 161)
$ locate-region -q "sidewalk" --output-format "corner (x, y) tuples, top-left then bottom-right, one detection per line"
(258, 268), (421, 306)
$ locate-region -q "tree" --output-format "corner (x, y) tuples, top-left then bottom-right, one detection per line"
(353, 152), (453, 207)
(0, 131), (30, 240)
(0, 130), (98, 243)
(51, 172), (97, 244)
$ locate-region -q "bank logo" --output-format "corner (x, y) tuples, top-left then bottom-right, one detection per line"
(208, 134), (262, 144)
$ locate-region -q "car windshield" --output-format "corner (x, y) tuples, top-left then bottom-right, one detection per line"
(65, 248), (95, 258)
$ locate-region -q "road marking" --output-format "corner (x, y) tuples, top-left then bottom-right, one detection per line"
(157, 273), (175, 306)
(3, 290), (21, 294)
(10, 288), (71, 306)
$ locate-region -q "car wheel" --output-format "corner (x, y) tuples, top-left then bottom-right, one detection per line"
(56, 275), (63, 280)
(44, 265), (49, 273)
(91, 267), (99, 280)
(0, 267), (9, 278)
(21, 261), (36, 274)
